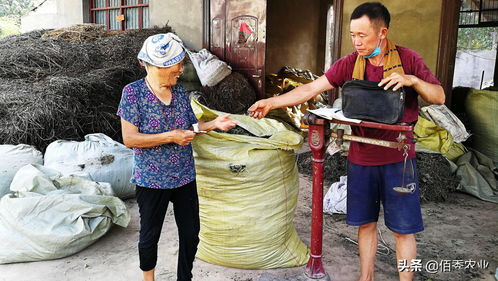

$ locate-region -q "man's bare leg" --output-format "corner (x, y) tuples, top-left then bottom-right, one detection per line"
(143, 269), (155, 281)
(357, 222), (378, 281)
(393, 232), (416, 281)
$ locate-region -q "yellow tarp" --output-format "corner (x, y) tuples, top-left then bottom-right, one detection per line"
(191, 98), (309, 269)
(414, 116), (466, 161)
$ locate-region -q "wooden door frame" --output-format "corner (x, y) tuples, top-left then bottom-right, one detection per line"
(203, 0), (210, 49)
(327, 0), (344, 104)
(436, 0), (460, 107)
(330, 0), (343, 66)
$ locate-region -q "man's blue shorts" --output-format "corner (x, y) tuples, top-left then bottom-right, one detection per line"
(346, 159), (424, 234)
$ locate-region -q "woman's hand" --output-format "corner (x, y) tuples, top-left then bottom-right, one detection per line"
(213, 114), (237, 131)
(171, 129), (196, 145)
(197, 115), (237, 132)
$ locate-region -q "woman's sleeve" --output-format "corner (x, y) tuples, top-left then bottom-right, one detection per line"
(116, 85), (140, 126)
(178, 86), (198, 126)
(187, 98), (199, 126)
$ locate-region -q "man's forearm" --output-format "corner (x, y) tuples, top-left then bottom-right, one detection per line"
(269, 84), (315, 108)
(269, 75), (334, 109)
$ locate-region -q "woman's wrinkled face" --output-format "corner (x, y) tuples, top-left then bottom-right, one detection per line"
(350, 15), (386, 57)
(145, 60), (184, 86)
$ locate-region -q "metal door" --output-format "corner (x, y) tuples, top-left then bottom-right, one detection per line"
(209, 0), (266, 98)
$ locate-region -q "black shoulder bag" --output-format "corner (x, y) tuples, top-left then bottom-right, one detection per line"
(342, 79), (405, 124)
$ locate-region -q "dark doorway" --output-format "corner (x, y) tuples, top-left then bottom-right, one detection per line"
(265, 0), (330, 75)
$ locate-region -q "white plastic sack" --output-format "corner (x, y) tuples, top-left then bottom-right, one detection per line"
(187, 49), (232, 87)
(420, 104), (470, 143)
(323, 176), (348, 214)
(44, 133), (135, 199)
(0, 164), (130, 264)
(0, 144), (43, 198)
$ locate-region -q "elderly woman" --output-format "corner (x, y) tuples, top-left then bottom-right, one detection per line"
(117, 33), (236, 281)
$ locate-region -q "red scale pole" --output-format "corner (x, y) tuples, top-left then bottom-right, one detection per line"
(305, 122), (330, 280)
(302, 112), (413, 280)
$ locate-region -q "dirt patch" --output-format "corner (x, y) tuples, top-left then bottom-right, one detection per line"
(415, 152), (460, 202)
(99, 154), (115, 166)
(297, 151), (460, 202)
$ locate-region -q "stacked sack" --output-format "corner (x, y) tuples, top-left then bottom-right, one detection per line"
(0, 144), (43, 198)
(44, 133), (135, 199)
(187, 49), (232, 87)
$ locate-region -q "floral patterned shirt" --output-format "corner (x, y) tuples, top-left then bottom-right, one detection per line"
(117, 79), (198, 189)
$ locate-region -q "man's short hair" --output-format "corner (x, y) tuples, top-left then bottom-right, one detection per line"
(351, 2), (390, 29)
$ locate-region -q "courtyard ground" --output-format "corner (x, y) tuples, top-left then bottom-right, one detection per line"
(1, 164), (497, 281)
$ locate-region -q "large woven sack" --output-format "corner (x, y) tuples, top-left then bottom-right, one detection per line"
(419, 104), (470, 143)
(44, 133), (135, 199)
(452, 149), (498, 203)
(191, 99), (309, 269)
(414, 117), (467, 161)
(465, 89), (498, 163)
(0, 144), (43, 198)
(0, 164), (129, 264)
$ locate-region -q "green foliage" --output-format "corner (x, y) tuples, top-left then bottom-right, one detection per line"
(0, 0), (34, 18)
(457, 27), (498, 50)
(0, 0), (34, 38)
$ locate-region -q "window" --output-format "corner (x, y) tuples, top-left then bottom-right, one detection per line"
(90, 0), (150, 30)
(454, 0), (498, 88)
(459, 0), (498, 27)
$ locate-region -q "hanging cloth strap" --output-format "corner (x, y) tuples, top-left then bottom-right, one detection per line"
(352, 39), (405, 80)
